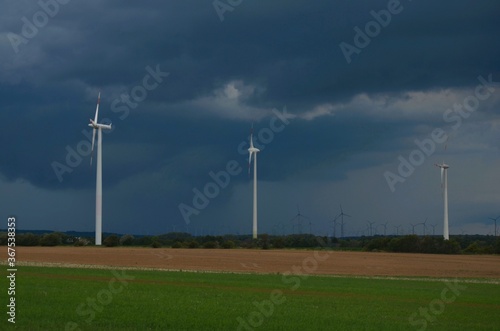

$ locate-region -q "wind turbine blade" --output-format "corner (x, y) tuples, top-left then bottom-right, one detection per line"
(248, 152), (253, 175)
(94, 92), (100, 123)
(440, 167), (444, 187)
(90, 128), (96, 166)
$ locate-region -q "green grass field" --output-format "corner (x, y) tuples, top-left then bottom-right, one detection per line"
(3, 266), (499, 330)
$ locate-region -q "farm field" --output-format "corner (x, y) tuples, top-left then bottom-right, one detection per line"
(3, 266), (500, 330)
(3, 247), (500, 330)
(14, 246), (500, 278)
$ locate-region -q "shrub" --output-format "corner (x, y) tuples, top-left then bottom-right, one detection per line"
(188, 240), (200, 248)
(203, 241), (218, 249)
(74, 239), (85, 246)
(40, 233), (62, 246)
(221, 240), (235, 249)
(464, 242), (480, 254)
(151, 241), (162, 248)
(172, 241), (183, 248)
(271, 237), (285, 249)
(17, 233), (40, 246)
(364, 237), (390, 251)
(120, 234), (135, 246)
(103, 235), (120, 247)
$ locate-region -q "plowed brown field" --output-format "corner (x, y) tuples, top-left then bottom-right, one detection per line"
(14, 247), (500, 278)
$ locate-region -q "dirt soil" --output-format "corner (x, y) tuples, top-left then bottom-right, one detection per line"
(13, 247), (500, 278)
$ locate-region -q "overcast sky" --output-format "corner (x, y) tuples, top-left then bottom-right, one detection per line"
(2, 0), (499, 237)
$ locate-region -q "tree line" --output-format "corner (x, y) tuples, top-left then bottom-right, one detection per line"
(1, 231), (499, 254)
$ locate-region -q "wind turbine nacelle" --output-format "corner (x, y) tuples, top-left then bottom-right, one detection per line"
(98, 123), (112, 130)
(248, 147), (260, 153)
(89, 123), (112, 130)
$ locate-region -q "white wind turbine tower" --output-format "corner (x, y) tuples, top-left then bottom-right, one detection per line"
(435, 161), (450, 240)
(248, 127), (260, 239)
(89, 93), (112, 246)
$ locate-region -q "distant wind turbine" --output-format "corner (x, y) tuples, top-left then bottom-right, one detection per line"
(88, 93), (112, 246)
(337, 205), (351, 238)
(410, 223), (417, 235)
(429, 223), (437, 236)
(332, 214), (340, 238)
(435, 161), (450, 240)
(366, 220), (376, 236)
(248, 127), (260, 239)
(489, 216), (499, 237)
(381, 221), (389, 236)
(290, 204), (308, 234)
(420, 217), (428, 236)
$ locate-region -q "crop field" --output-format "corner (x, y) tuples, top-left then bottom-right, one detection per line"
(2, 266), (499, 330)
(2, 247), (500, 330)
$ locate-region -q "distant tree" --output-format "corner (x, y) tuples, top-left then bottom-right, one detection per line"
(364, 237), (391, 251)
(151, 240), (162, 248)
(440, 239), (461, 254)
(0, 232), (7, 246)
(135, 236), (153, 246)
(74, 239), (85, 246)
(464, 241), (480, 254)
(103, 235), (120, 247)
(203, 241), (218, 249)
(17, 233), (40, 246)
(495, 238), (500, 254)
(120, 234), (135, 246)
(221, 240), (235, 249)
(388, 235), (419, 253)
(271, 237), (285, 249)
(188, 240), (200, 248)
(172, 241), (183, 248)
(260, 234), (270, 249)
(40, 233), (62, 246)
(419, 236), (438, 254)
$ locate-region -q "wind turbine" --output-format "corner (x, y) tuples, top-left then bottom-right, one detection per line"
(290, 204), (308, 234)
(381, 221), (389, 236)
(248, 127), (260, 239)
(420, 217), (428, 236)
(489, 216), (499, 237)
(337, 205), (351, 238)
(435, 161), (450, 240)
(366, 220), (376, 236)
(429, 223), (437, 236)
(88, 93), (112, 246)
(332, 214), (340, 238)
(410, 223), (417, 235)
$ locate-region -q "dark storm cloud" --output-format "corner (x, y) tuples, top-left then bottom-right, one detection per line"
(1, 0), (499, 234)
